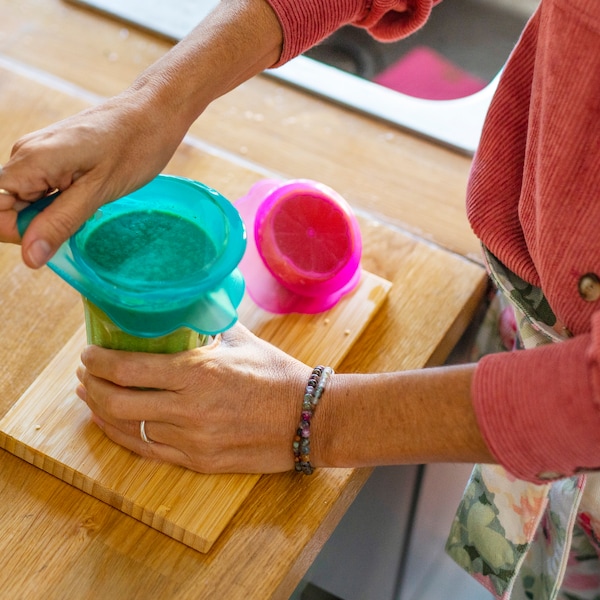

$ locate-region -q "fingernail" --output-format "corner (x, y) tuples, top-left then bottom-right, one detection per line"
(75, 383), (87, 400)
(26, 239), (52, 268)
(80, 345), (93, 364)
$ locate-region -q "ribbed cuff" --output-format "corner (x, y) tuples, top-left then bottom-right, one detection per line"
(472, 334), (600, 483)
(266, 0), (435, 66)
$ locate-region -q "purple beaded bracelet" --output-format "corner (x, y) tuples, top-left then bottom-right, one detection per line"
(293, 365), (334, 475)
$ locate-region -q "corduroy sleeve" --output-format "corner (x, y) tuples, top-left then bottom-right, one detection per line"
(265, 0), (438, 66)
(472, 312), (600, 483)
(467, 0), (600, 483)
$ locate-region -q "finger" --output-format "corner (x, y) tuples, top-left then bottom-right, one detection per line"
(0, 197), (65, 246)
(0, 186), (61, 204)
(0, 169), (18, 235)
(0, 159), (68, 204)
(92, 415), (193, 467)
(104, 417), (187, 450)
(0, 188), (15, 210)
(80, 340), (219, 391)
(0, 194), (67, 244)
(0, 209), (19, 243)
(75, 377), (193, 466)
(75, 369), (193, 457)
(20, 183), (102, 268)
(0, 161), (72, 244)
(76, 363), (175, 423)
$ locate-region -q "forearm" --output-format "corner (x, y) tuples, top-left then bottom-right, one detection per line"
(314, 363), (495, 467)
(124, 0), (283, 135)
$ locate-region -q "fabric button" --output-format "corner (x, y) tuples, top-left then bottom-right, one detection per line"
(578, 273), (600, 302)
(537, 470), (563, 481)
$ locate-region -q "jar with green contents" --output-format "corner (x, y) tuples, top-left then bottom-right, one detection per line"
(17, 175), (247, 352)
(82, 300), (206, 352)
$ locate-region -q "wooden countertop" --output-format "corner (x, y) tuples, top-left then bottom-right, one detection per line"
(1, 0), (481, 262)
(0, 0), (487, 597)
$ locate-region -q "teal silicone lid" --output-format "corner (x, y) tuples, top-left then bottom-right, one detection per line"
(17, 175), (247, 337)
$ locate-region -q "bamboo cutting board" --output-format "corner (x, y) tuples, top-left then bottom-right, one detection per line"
(0, 270), (390, 553)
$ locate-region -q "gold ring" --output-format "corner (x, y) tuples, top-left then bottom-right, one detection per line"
(0, 188), (14, 196)
(140, 420), (154, 444)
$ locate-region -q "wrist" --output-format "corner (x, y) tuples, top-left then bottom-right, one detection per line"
(310, 371), (363, 469)
(130, 0), (283, 128)
(292, 366), (334, 474)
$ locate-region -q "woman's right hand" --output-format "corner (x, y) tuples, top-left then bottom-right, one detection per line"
(76, 324), (312, 474)
(0, 86), (189, 268)
(0, 0), (283, 269)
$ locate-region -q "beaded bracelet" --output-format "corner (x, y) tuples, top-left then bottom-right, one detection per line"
(293, 365), (334, 475)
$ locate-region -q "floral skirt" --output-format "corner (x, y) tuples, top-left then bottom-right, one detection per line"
(445, 247), (600, 600)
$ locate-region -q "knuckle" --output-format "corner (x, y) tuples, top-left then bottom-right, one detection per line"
(44, 205), (83, 241)
(102, 390), (124, 418)
(109, 361), (134, 387)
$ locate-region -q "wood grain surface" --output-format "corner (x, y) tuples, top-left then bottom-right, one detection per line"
(0, 0), (479, 262)
(0, 271), (390, 553)
(0, 1), (488, 596)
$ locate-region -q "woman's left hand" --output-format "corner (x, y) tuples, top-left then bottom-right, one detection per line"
(76, 324), (311, 473)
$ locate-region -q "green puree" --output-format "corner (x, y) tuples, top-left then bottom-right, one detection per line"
(84, 209), (217, 282)
(82, 209), (217, 353)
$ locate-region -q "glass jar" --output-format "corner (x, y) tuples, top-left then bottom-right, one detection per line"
(82, 298), (209, 353)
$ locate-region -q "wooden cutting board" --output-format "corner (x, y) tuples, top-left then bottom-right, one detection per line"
(0, 270), (390, 553)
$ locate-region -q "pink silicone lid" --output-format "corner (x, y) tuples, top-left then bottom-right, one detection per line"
(235, 179), (362, 314)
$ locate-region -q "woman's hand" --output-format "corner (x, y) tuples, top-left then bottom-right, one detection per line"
(76, 324), (312, 474)
(0, 0), (283, 269)
(0, 88), (189, 268)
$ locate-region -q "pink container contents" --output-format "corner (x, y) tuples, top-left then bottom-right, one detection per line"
(235, 179), (362, 314)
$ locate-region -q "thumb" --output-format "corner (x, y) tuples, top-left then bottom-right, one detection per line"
(20, 186), (101, 268)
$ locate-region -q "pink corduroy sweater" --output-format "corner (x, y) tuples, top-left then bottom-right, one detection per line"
(266, 0), (600, 483)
